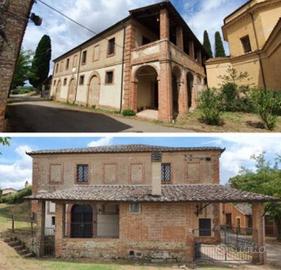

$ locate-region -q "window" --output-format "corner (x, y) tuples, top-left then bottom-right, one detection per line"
(241, 35), (252, 53)
(76, 164), (89, 183)
(93, 45), (100, 61)
(51, 216), (56, 226)
(66, 58), (70, 70)
(79, 75), (85, 85)
(161, 163), (171, 183)
(63, 78), (67, 86)
(107, 38), (115, 56)
(56, 63), (59, 73)
(73, 55), (78, 67)
(82, 50), (87, 65)
(105, 71), (114, 84)
(199, 218), (211, 237)
(129, 203), (141, 213)
(53, 80), (56, 86)
(60, 61), (64, 72)
(142, 36), (151, 46)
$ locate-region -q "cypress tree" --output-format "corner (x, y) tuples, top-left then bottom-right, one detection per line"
(215, 31), (226, 57)
(203, 30), (213, 58)
(29, 35), (52, 89)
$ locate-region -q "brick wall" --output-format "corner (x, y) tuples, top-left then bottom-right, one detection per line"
(0, 0), (33, 131)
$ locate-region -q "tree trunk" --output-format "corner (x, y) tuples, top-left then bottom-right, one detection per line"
(275, 218), (281, 241)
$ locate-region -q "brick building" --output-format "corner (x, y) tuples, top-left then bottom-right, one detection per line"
(27, 144), (277, 264)
(0, 0), (34, 131)
(50, 1), (207, 122)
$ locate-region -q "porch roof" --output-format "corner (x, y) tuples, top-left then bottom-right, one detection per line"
(26, 184), (278, 203)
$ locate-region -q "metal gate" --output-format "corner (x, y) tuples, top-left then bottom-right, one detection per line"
(195, 227), (263, 263)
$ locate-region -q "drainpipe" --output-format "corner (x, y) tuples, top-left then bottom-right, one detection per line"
(120, 26), (126, 113)
(74, 48), (82, 104)
(250, 12), (266, 89)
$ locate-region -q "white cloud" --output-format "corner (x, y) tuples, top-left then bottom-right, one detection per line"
(87, 137), (113, 147)
(0, 145), (32, 190)
(209, 135), (281, 184)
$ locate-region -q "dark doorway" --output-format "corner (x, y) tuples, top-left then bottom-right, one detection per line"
(226, 213), (232, 228)
(199, 218), (212, 236)
(71, 204), (93, 238)
(186, 72), (194, 109)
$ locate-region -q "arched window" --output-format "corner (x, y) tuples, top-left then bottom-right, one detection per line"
(71, 204), (93, 238)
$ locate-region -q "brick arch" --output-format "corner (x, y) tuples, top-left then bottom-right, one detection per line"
(132, 64), (160, 82)
(87, 71), (101, 108)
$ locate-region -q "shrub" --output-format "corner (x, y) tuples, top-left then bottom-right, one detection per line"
(198, 88), (222, 126)
(122, 109), (136, 117)
(251, 89), (278, 131)
(1, 187), (32, 204)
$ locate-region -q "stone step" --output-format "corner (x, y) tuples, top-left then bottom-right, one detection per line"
(18, 249), (31, 255)
(22, 252), (34, 258)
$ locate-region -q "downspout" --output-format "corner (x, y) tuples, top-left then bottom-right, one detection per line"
(250, 12), (266, 89)
(120, 26), (126, 113)
(74, 48), (82, 104)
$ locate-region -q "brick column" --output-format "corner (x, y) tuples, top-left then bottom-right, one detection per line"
(35, 200), (46, 257)
(176, 26), (184, 50)
(122, 23), (136, 111)
(178, 71), (188, 116)
(213, 203), (221, 243)
(158, 8), (173, 122)
(0, 0), (34, 131)
(252, 202), (266, 265)
(55, 202), (65, 258)
(160, 8), (169, 40)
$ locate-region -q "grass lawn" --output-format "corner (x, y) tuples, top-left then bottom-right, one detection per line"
(172, 110), (281, 132)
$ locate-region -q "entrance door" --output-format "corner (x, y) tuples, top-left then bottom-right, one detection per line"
(226, 213), (232, 228)
(199, 218), (212, 236)
(68, 79), (76, 103)
(88, 75), (100, 107)
(71, 204), (93, 238)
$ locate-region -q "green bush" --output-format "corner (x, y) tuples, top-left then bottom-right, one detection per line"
(122, 109), (136, 117)
(0, 187), (32, 204)
(198, 88), (222, 126)
(250, 89), (278, 131)
(272, 91), (281, 116)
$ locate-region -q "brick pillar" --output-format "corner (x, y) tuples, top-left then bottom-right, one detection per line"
(122, 23), (136, 111)
(176, 26), (184, 50)
(189, 40), (195, 59)
(252, 202), (266, 265)
(178, 70), (188, 116)
(0, 0), (34, 131)
(213, 203), (221, 243)
(158, 8), (172, 122)
(160, 8), (169, 40)
(130, 80), (138, 112)
(36, 200), (46, 257)
(55, 202), (65, 258)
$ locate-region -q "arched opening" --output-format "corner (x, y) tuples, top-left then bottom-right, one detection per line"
(88, 74), (100, 107)
(68, 78), (76, 104)
(186, 72), (194, 109)
(136, 66), (158, 112)
(71, 204), (93, 238)
(172, 66), (181, 119)
(55, 81), (61, 100)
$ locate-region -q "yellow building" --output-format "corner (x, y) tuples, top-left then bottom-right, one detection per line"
(206, 0), (281, 90)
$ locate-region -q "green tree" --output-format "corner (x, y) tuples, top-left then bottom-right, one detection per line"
(29, 35), (52, 91)
(11, 50), (33, 90)
(203, 30), (213, 58)
(230, 153), (281, 241)
(215, 31), (226, 57)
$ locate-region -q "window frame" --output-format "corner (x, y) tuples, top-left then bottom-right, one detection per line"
(198, 218), (212, 237)
(63, 78), (67, 86)
(161, 163), (172, 184)
(105, 70), (114, 85)
(240, 35), (252, 54)
(129, 203), (141, 214)
(66, 58), (70, 70)
(107, 37), (116, 57)
(76, 164), (89, 184)
(82, 50), (87, 65)
(93, 44), (100, 62)
(79, 75), (85, 85)
(51, 216), (56, 226)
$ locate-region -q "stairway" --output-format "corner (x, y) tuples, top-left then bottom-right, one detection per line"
(4, 237), (35, 258)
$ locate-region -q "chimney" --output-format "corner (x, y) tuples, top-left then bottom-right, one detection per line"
(151, 151), (162, 196)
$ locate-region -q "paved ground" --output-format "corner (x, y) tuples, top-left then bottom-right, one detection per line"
(6, 100), (188, 133)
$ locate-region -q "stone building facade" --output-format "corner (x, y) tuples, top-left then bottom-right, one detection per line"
(0, 0), (34, 131)
(50, 1), (207, 122)
(206, 0), (281, 90)
(28, 145), (273, 264)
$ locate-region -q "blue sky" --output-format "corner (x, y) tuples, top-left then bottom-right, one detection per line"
(22, 0), (247, 61)
(1, 135), (281, 189)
